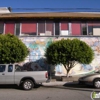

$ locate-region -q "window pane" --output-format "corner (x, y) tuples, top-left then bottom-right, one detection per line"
(0, 65), (6, 72)
(46, 21), (54, 35)
(81, 23), (87, 35)
(21, 21), (37, 35)
(38, 21), (45, 36)
(55, 22), (60, 35)
(0, 23), (4, 34)
(61, 21), (68, 30)
(60, 21), (69, 35)
(15, 23), (20, 36)
(5, 23), (15, 34)
(8, 65), (13, 72)
(88, 22), (100, 35)
(71, 23), (81, 35)
(15, 64), (22, 71)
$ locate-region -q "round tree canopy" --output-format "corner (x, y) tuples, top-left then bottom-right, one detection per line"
(45, 38), (94, 65)
(0, 34), (29, 64)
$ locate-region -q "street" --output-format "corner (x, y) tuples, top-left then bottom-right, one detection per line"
(0, 82), (99, 100)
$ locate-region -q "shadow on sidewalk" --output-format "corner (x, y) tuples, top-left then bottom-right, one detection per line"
(42, 82), (98, 92)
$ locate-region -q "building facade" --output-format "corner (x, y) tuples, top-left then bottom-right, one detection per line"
(1, 11), (100, 76)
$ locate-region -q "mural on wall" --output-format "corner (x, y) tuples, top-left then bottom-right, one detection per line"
(19, 36), (100, 76)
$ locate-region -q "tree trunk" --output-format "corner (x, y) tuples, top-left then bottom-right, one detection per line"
(63, 64), (69, 77)
(63, 61), (77, 77)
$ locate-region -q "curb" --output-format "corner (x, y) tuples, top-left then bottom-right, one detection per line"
(42, 81), (73, 86)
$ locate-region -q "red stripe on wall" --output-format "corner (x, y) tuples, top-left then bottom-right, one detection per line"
(22, 22), (36, 33)
(72, 23), (81, 35)
(5, 23), (15, 34)
(61, 22), (68, 30)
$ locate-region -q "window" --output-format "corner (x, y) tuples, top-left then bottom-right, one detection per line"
(21, 21), (37, 36)
(46, 21), (54, 35)
(5, 22), (15, 34)
(55, 22), (60, 35)
(15, 64), (22, 71)
(38, 21), (45, 36)
(71, 22), (81, 35)
(15, 23), (20, 36)
(0, 65), (6, 72)
(60, 21), (69, 35)
(0, 23), (4, 34)
(81, 23), (87, 35)
(88, 22), (100, 35)
(8, 65), (13, 72)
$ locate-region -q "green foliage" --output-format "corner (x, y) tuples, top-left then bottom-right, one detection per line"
(0, 34), (29, 64)
(45, 38), (94, 75)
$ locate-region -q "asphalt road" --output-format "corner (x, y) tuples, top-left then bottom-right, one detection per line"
(0, 82), (99, 100)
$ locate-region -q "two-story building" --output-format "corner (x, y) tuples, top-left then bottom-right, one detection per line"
(1, 7), (100, 77)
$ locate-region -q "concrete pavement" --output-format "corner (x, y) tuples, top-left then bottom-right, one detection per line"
(42, 79), (76, 86)
(42, 81), (68, 86)
(42, 75), (80, 86)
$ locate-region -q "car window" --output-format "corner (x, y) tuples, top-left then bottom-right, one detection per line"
(15, 65), (22, 72)
(0, 65), (6, 72)
(8, 65), (13, 72)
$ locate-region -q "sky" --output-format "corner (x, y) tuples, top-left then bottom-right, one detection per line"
(0, 0), (100, 12)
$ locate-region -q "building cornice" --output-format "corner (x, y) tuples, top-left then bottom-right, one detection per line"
(0, 12), (100, 19)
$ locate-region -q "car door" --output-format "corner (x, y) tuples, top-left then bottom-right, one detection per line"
(5, 65), (14, 84)
(0, 65), (6, 84)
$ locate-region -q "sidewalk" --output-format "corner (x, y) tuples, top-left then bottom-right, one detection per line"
(42, 81), (68, 86)
(42, 75), (80, 86)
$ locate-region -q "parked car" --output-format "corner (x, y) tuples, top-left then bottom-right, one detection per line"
(0, 64), (48, 90)
(78, 70), (100, 88)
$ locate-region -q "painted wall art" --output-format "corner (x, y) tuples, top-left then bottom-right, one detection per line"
(19, 36), (100, 76)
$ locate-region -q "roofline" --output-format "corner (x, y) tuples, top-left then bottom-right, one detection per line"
(0, 12), (100, 19)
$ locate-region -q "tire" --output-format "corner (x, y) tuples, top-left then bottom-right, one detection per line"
(93, 79), (100, 89)
(22, 79), (34, 90)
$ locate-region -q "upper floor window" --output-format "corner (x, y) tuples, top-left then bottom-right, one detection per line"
(88, 22), (100, 35)
(15, 20), (69, 36)
(15, 23), (20, 36)
(55, 21), (60, 35)
(60, 21), (69, 36)
(14, 20), (100, 36)
(5, 22), (15, 35)
(71, 22), (81, 35)
(38, 20), (54, 36)
(38, 21), (45, 36)
(81, 23), (87, 35)
(21, 21), (37, 36)
(0, 23), (4, 34)
(46, 21), (54, 36)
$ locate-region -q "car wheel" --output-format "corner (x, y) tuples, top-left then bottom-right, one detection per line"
(22, 79), (34, 90)
(93, 79), (100, 88)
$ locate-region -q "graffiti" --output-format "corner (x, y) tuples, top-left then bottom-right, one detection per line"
(20, 36), (100, 76)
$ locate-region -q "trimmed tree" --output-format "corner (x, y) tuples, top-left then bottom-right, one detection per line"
(45, 38), (94, 76)
(0, 34), (29, 64)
